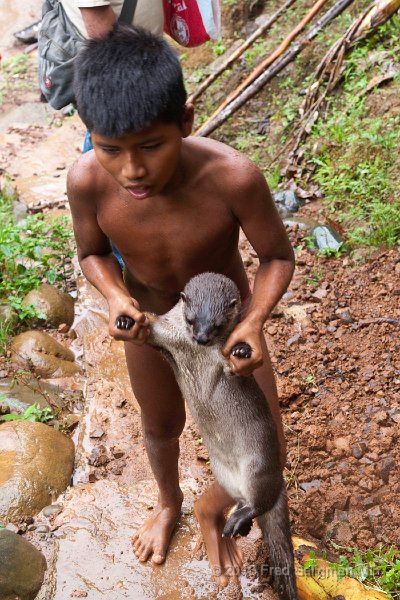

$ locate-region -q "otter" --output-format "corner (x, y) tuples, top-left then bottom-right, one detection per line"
(116, 272), (297, 600)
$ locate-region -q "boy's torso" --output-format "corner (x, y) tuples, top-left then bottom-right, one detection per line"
(76, 138), (250, 313)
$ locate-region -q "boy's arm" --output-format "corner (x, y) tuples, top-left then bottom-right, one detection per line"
(67, 162), (149, 344)
(222, 161), (295, 376)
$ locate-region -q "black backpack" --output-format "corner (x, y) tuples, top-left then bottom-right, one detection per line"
(38, 0), (137, 110)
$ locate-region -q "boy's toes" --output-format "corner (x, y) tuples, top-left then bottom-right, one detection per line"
(138, 544), (152, 562)
(151, 547), (166, 564)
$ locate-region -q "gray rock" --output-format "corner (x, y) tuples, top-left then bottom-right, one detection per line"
(283, 216), (318, 232)
(10, 330), (80, 378)
(0, 528), (47, 600)
(273, 191), (304, 213)
(42, 504), (63, 518)
(0, 421), (75, 523)
(300, 479), (321, 492)
(23, 283), (75, 328)
(380, 456), (394, 483)
(287, 334), (302, 347)
(310, 225), (344, 253)
(276, 204), (292, 219)
(0, 102), (54, 133)
(12, 200), (28, 225)
(351, 442), (366, 459)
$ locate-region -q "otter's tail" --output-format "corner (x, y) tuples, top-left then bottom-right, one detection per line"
(257, 487), (298, 600)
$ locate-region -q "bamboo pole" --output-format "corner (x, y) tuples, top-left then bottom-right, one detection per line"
(195, 0), (356, 137)
(188, 0), (298, 104)
(195, 0), (331, 136)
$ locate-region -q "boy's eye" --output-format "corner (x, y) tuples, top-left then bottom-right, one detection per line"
(101, 147), (120, 155)
(140, 143), (162, 151)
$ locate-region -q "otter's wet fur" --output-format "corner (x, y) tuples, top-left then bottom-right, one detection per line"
(145, 273), (297, 599)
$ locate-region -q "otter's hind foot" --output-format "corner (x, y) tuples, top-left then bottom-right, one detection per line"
(223, 505), (255, 538)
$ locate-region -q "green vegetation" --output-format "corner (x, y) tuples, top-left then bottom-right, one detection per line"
(0, 396), (55, 424)
(0, 319), (13, 355)
(0, 188), (74, 351)
(0, 189), (74, 311)
(1, 53), (30, 76)
(309, 94), (400, 247)
(302, 544), (400, 598)
(329, 543), (400, 597)
(0, 53), (31, 104)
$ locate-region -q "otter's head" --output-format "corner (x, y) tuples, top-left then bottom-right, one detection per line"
(180, 273), (241, 346)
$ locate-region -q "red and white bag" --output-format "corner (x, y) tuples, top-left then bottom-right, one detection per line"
(163, 0), (221, 47)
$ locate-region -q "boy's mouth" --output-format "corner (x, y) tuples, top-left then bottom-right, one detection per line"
(126, 185), (152, 199)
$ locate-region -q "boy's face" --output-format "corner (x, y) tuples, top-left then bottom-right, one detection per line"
(91, 106), (194, 200)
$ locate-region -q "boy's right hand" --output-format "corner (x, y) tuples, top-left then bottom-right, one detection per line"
(107, 295), (149, 344)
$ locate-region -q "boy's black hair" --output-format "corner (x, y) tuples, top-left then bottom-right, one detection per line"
(73, 24), (187, 137)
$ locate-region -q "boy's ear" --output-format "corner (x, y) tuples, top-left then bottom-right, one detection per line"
(181, 103), (194, 137)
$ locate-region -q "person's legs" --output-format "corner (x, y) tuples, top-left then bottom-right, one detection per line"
(125, 341), (185, 564)
(194, 482), (243, 588)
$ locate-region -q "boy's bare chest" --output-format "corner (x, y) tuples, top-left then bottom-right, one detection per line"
(97, 191), (239, 281)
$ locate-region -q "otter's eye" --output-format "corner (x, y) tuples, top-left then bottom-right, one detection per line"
(186, 318), (194, 326)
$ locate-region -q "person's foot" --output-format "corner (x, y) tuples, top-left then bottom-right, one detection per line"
(132, 496), (182, 564)
(194, 497), (243, 588)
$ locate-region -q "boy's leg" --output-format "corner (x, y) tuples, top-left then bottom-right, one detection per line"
(125, 341), (186, 564)
(194, 482), (243, 588)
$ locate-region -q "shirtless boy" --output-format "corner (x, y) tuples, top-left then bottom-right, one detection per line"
(69, 25), (295, 588)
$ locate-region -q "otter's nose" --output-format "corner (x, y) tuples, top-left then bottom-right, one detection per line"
(194, 334), (210, 345)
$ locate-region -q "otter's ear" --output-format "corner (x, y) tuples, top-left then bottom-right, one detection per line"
(229, 298), (238, 308)
(180, 292), (187, 303)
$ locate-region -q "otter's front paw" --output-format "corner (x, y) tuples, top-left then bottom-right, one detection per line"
(115, 315), (135, 330)
(231, 342), (252, 359)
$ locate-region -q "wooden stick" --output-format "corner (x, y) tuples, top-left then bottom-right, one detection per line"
(188, 0), (298, 104)
(195, 0), (331, 136)
(195, 0), (356, 137)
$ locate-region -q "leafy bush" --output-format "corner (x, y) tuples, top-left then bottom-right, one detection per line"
(0, 190), (74, 320)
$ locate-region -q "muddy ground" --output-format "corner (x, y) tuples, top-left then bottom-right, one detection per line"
(0, 1), (399, 598)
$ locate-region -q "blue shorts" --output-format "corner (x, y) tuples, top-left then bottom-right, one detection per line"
(82, 131), (124, 270)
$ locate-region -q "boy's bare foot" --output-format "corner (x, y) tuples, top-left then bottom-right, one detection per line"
(194, 484), (243, 588)
(132, 498), (182, 564)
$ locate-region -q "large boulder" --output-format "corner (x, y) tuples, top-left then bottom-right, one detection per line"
(10, 330), (80, 378)
(0, 421), (75, 523)
(23, 283), (75, 328)
(0, 528), (47, 600)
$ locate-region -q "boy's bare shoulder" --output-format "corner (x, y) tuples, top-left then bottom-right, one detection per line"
(188, 137), (267, 194)
(67, 150), (110, 204)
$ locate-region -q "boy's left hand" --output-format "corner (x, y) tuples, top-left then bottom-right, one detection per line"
(222, 320), (263, 377)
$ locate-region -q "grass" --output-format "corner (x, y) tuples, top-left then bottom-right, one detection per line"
(0, 190), (74, 305)
(0, 53), (31, 104)
(328, 542), (400, 598)
(0, 398), (55, 424)
(0, 188), (74, 351)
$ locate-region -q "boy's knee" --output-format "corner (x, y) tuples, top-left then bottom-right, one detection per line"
(142, 420), (185, 445)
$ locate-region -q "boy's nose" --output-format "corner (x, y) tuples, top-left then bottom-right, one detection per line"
(123, 156), (147, 180)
